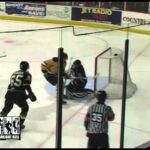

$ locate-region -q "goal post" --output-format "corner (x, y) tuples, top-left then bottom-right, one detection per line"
(94, 47), (137, 99)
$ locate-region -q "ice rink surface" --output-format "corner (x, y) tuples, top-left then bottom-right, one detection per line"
(0, 20), (150, 148)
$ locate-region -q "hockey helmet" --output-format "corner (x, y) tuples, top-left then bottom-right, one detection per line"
(73, 59), (81, 66)
(63, 53), (68, 60)
(20, 61), (29, 71)
(96, 90), (107, 103)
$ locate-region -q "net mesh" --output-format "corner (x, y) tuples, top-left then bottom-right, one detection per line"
(95, 47), (137, 99)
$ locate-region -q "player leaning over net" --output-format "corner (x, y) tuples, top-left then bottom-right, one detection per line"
(64, 59), (94, 100)
(0, 61), (37, 130)
(41, 52), (68, 104)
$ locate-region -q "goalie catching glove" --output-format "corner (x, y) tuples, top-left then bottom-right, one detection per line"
(28, 92), (37, 102)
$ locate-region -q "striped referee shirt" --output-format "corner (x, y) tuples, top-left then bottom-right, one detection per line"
(85, 103), (114, 134)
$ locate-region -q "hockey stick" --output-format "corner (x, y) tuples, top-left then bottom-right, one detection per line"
(0, 52), (7, 58)
(63, 56), (74, 97)
(64, 56), (74, 85)
(67, 74), (100, 80)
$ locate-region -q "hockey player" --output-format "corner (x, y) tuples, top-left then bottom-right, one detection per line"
(41, 52), (68, 104)
(0, 61), (36, 130)
(64, 59), (94, 100)
(84, 90), (115, 148)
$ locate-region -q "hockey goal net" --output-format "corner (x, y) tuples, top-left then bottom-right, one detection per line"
(94, 47), (137, 99)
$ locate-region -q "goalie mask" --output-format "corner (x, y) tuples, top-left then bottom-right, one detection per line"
(20, 61), (29, 72)
(73, 60), (81, 66)
(72, 59), (81, 69)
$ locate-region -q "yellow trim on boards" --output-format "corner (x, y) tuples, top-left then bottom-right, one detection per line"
(0, 15), (149, 35)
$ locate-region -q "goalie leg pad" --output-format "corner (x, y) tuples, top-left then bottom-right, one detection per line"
(66, 88), (94, 100)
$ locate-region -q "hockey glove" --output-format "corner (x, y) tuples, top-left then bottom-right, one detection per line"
(64, 73), (70, 79)
(29, 92), (37, 102)
(41, 69), (47, 74)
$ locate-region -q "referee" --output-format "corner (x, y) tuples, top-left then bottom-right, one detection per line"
(84, 90), (115, 148)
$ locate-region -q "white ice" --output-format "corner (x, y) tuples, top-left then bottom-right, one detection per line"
(0, 20), (150, 148)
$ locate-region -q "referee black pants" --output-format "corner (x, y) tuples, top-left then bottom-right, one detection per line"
(87, 133), (109, 149)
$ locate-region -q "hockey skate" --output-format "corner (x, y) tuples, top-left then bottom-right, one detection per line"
(0, 112), (6, 117)
(63, 95), (69, 99)
(63, 100), (67, 104)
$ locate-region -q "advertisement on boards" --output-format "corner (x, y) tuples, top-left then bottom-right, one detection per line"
(5, 2), (46, 17)
(46, 5), (71, 20)
(122, 11), (150, 25)
(72, 7), (122, 25)
(0, 2), (5, 15)
(121, 11), (150, 30)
